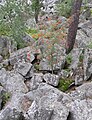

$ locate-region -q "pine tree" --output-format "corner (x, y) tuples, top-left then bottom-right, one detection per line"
(65, 0), (82, 54)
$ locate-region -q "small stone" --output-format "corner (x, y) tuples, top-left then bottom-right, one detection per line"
(16, 62), (33, 77)
(43, 73), (59, 86)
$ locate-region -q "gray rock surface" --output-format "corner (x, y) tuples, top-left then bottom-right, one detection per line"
(68, 81), (92, 120)
(58, 70), (70, 79)
(0, 2), (92, 119)
(0, 36), (17, 57)
(69, 99), (92, 120)
(69, 48), (83, 70)
(79, 20), (92, 37)
(16, 62), (33, 77)
(69, 82), (92, 101)
(26, 101), (53, 120)
(26, 83), (71, 120)
(39, 56), (65, 71)
(23, 34), (35, 44)
(83, 49), (92, 80)
(75, 75), (83, 86)
(0, 69), (28, 94)
(0, 55), (3, 63)
(26, 73), (43, 90)
(0, 107), (24, 120)
(76, 29), (91, 48)
(0, 86), (3, 110)
(43, 73), (59, 86)
(9, 93), (32, 113)
(9, 46), (35, 65)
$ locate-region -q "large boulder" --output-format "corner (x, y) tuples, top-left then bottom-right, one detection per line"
(76, 19), (92, 48)
(0, 107), (24, 120)
(69, 82), (92, 102)
(76, 29), (91, 48)
(69, 99), (92, 120)
(68, 82), (92, 120)
(16, 62), (33, 77)
(26, 83), (71, 120)
(9, 93), (32, 113)
(0, 68), (28, 94)
(78, 20), (92, 38)
(26, 101), (53, 120)
(9, 46), (35, 66)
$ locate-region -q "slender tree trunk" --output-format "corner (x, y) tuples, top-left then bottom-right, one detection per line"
(65, 0), (82, 54)
(34, 0), (40, 23)
(35, 11), (39, 23)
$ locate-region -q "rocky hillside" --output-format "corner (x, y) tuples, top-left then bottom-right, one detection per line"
(0, 0), (92, 120)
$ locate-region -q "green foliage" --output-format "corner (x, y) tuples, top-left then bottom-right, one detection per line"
(0, 0), (31, 49)
(55, 0), (73, 18)
(58, 78), (73, 92)
(31, 0), (41, 11)
(79, 54), (84, 62)
(26, 29), (38, 35)
(31, 0), (43, 23)
(87, 42), (92, 49)
(26, 28), (40, 41)
(34, 63), (40, 71)
(66, 54), (72, 65)
(2, 92), (11, 106)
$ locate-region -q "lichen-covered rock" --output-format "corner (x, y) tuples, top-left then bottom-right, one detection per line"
(69, 99), (92, 120)
(9, 46), (35, 65)
(69, 48), (83, 70)
(0, 86), (3, 110)
(43, 73), (59, 86)
(9, 93), (32, 113)
(58, 70), (70, 79)
(83, 49), (92, 80)
(75, 75), (83, 86)
(26, 101), (53, 120)
(0, 36), (17, 57)
(69, 82), (92, 101)
(26, 83), (71, 120)
(0, 69), (28, 94)
(26, 73), (43, 90)
(39, 58), (65, 71)
(0, 107), (24, 120)
(16, 62), (33, 77)
(0, 55), (3, 63)
(76, 29), (91, 48)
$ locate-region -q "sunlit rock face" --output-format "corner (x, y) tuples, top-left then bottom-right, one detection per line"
(42, 0), (59, 14)
(0, 0), (5, 5)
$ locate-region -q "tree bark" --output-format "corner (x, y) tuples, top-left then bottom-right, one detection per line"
(35, 13), (38, 23)
(65, 0), (82, 54)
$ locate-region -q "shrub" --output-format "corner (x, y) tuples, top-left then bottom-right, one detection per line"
(2, 92), (11, 107)
(66, 54), (72, 65)
(87, 42), (92, 49)
(55, 0), (73, 18)
(58, 78), (73, 92)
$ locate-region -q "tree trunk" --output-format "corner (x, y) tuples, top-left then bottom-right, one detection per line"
(35, 13), (38, 23)
(65, 0), (82, 54)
